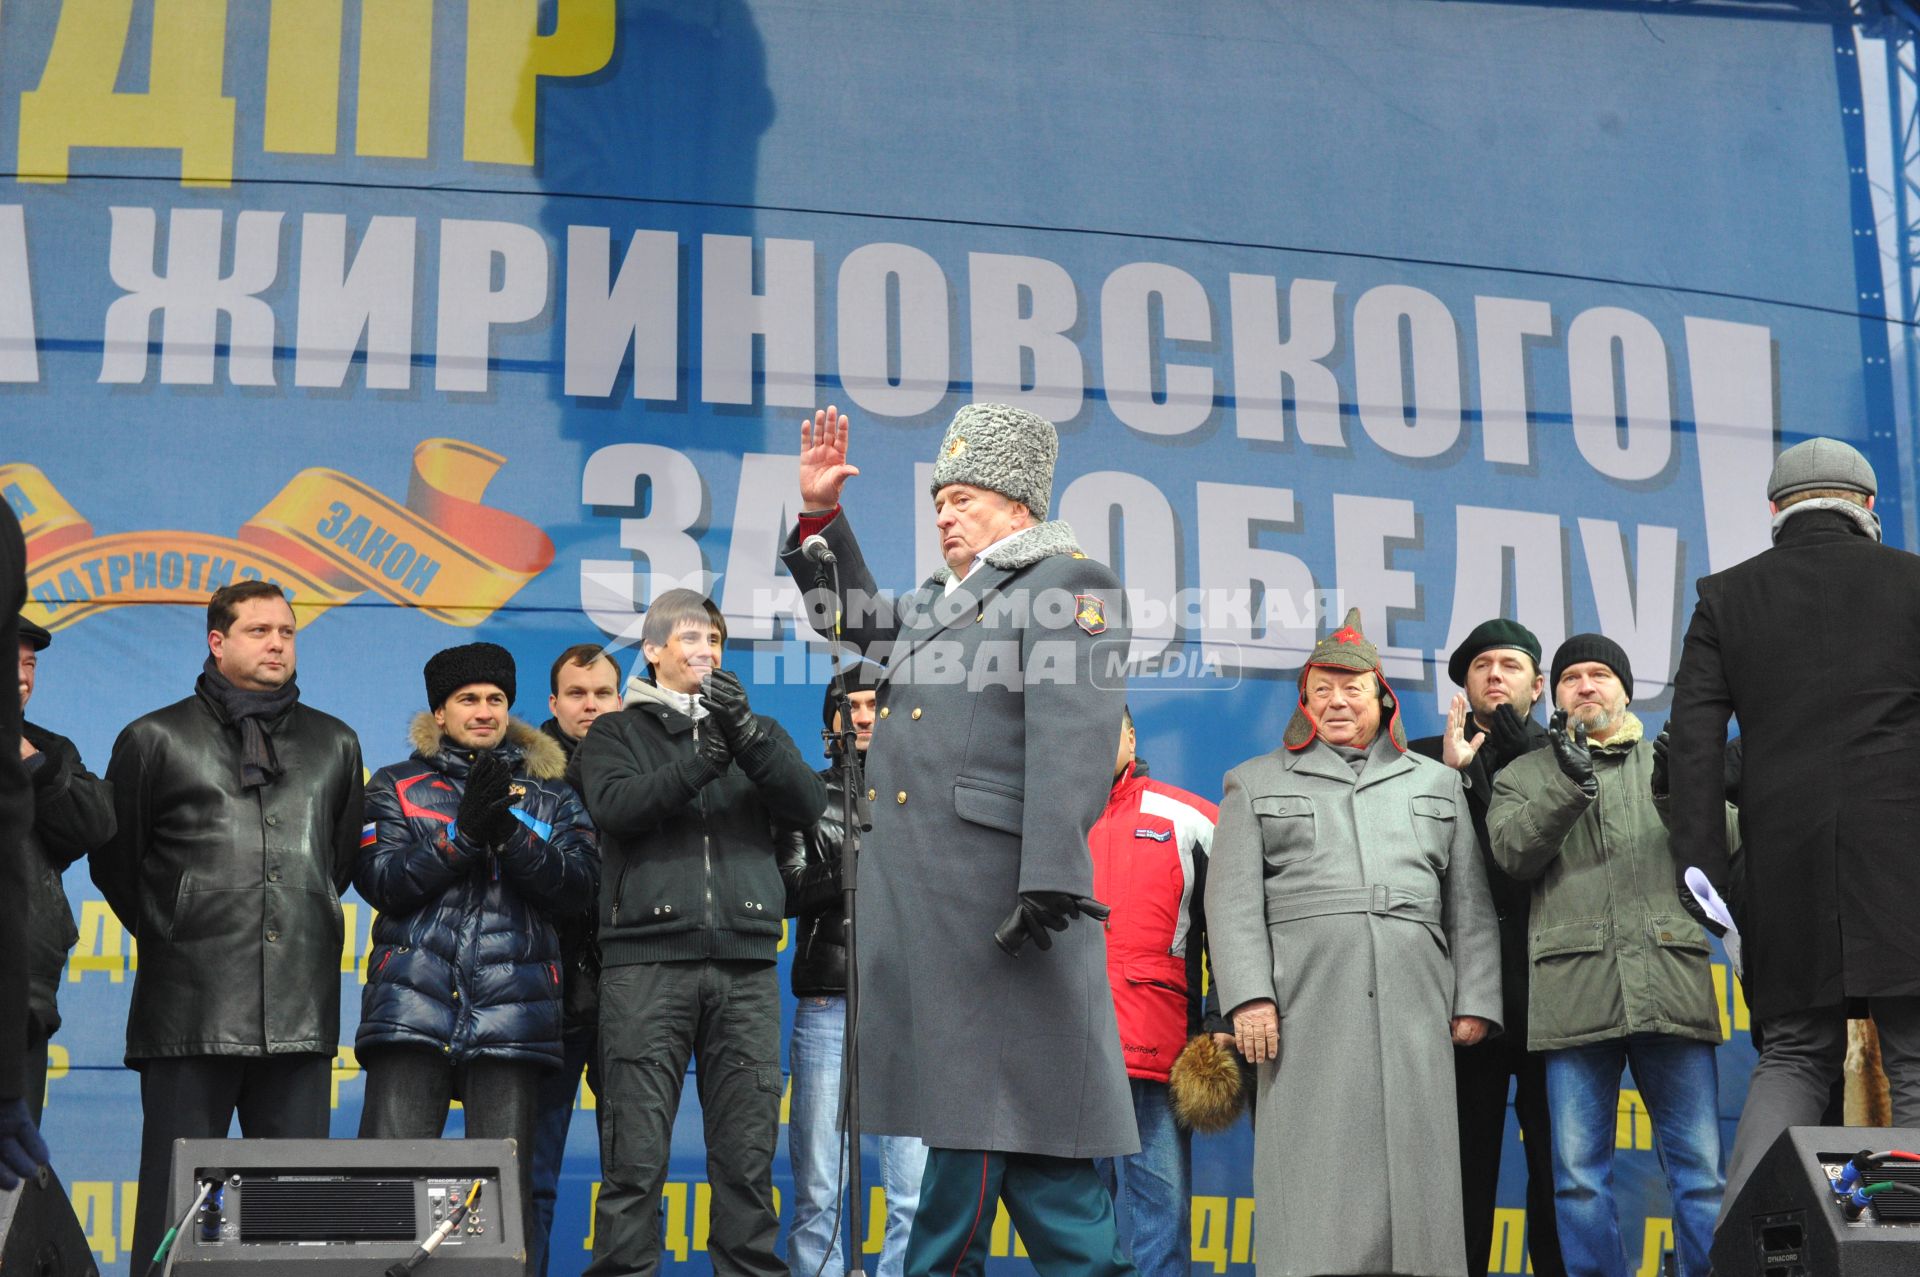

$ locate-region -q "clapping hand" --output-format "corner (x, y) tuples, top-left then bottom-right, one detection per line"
(459, 753), (518, 847)
(701, 669), (769, 754)
(1482, 703), (1532, 767)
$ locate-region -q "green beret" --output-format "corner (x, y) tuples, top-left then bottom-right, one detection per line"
(1446, 619), (1542, 687)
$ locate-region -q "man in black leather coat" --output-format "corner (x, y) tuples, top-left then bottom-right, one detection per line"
(104, 580), (364, 1271)
(17, 617), (115, 1123)
(780, 665), (927, 1277)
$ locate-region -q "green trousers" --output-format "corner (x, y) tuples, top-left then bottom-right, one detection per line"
(904, 1146), (1137, 1277)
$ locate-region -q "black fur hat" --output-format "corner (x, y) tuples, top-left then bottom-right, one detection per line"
(425, 642), (517, 709)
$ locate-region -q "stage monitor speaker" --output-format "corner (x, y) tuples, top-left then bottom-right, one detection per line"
(166, 1138), (523, 1274)
(0, 1164), (99, 1277)
(1711, 1125), (1920, 1276)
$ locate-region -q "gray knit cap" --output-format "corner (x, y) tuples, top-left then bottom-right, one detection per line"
(928, 403), (1058, 520)
(1767, 438), (1876, 502)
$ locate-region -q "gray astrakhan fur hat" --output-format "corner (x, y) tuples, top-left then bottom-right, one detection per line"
(928, 403), (1059, 519)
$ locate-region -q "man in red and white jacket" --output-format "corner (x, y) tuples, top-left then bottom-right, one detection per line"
(1089, 706), (1231, 1277)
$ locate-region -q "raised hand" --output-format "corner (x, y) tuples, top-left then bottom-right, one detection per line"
(799, 405), (861, 510)
(1650, 725), (1671, 800)
(1442, 693), (1485, 770)
(1548, 710), (1597, 798)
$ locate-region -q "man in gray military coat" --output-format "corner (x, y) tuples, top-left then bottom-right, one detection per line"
(1207, 611), (1502, 1277)
(781, 402), (1137, 1276)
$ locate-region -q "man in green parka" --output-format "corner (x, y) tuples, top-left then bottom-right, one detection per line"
(1488, 635), (1725, 1277)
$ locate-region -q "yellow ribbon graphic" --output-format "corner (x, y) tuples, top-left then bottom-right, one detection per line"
(4, 439), (555, 632)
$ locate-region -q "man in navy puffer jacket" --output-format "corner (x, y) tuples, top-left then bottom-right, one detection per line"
(356, 642), (598, 1253)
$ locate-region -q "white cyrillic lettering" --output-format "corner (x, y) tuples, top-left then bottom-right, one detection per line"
(1354, 284), (1461, 459)
(1102, 261), (1213, 436)
(296, 214), (418, 390)
(565, 226), (678, 400)
(1569, 306), (1672, 481)
(968, 252), (1083, 422)
(435, 218), (550, 392)
(1230, 275), (1343, 447)
(702, 235), (817, 407)
(838, 242), (950, 418)
(1473, 296), (1554, 465)
(102, 207), (284, 385)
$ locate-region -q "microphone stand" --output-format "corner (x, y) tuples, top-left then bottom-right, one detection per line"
(815, 552), (867, 1277)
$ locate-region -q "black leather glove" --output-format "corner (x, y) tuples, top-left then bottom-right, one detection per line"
(993, 892), (1113, 955)
(1482, 702), (1533, 768)
(701, 669), (769, 754)
(458, 752), (512, 839)
(1548, 710), (1597, 798)
(694, 719), (734, 778)
(474, 788), (522, 848)
(1650, 726), (1671, 800)
(0, 1097), (49, 1190)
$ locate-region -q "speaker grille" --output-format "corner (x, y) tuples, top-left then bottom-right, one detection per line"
(238, 1178), (417, 1242)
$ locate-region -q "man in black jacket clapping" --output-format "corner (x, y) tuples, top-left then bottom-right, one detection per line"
(577, 589), (826, 1277)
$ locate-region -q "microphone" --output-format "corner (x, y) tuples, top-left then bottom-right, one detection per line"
(800, 535), (836, 565)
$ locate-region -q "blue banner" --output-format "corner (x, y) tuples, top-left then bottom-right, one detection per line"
(0, 1), (1875, 1272)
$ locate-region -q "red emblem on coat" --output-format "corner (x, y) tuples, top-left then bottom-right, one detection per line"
(1075, 594), (1108, 635)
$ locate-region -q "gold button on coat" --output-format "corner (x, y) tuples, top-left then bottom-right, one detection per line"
(878, 707), (889, 719)
(867, 787), (877, 801)
(911, 707), (922, 720)
(896, 791), (908, 804)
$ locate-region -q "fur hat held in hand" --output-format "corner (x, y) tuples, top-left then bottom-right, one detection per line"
(1169, 1034), (1250, 1133)
(928, 403), (1059, 520)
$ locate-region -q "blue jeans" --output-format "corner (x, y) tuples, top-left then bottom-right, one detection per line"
(1094, 1079), (1190, 1277)
(529, 1025), (600, 1277)
(1544, 1035), (1724, 1277)
(788, 995), (928, 1277)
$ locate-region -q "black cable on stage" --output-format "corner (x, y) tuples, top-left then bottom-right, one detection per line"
(386, 1178), (484, 1277)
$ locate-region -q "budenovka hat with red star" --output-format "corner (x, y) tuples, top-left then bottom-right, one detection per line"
(1282, 607), (1407, 753)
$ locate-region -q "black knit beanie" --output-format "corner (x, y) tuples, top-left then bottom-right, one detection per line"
(425, 642), (517, 709)
(821, 661), (885, 740)
(1550, 634), (1632, 703)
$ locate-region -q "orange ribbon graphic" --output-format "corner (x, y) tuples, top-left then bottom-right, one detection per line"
(4, 439), (555, 632)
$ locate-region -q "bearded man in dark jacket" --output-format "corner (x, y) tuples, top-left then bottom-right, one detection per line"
(16, 618), (116, 1124)
(104, 580), (364, 1270)
(1409, 620), (1564, 1277)
(356, 642), (597, 1269)
(577, 589), (826, 1277)
(781, 666), (927, 1277)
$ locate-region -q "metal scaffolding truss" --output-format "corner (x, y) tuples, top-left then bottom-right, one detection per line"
(1858, 0), (1920, 546)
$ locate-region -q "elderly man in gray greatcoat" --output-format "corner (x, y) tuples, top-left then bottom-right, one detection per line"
(1207, 610), (1502, 1277)
(781, 402), (1137, 1276)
